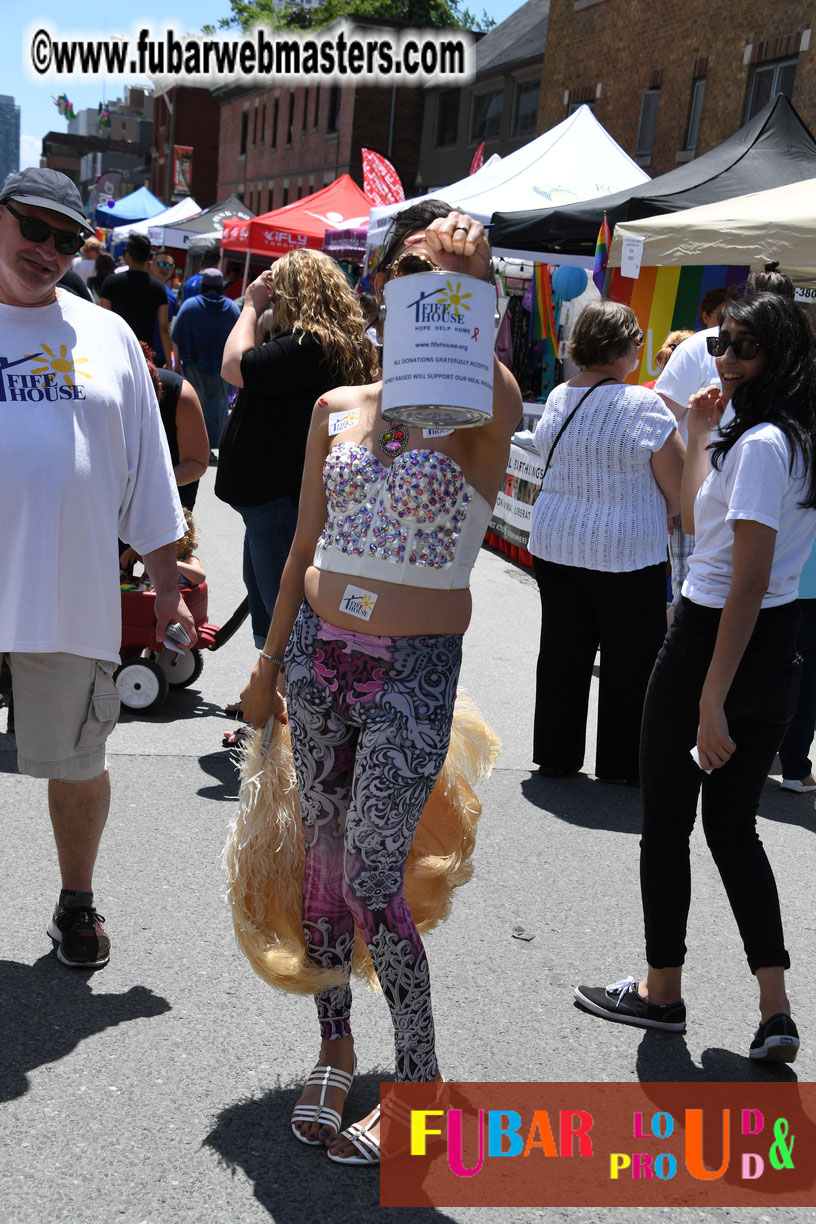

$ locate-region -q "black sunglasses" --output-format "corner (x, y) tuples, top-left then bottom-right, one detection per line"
(3, 201), (86, 255)
(706, 332), (762, 360)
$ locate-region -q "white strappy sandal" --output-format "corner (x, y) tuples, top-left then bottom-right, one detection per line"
(326, 1105), (381, 1166)
(291, 1058), (356, 1147)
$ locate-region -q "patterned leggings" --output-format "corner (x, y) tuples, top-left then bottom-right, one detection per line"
(285, 601), (462, 1082)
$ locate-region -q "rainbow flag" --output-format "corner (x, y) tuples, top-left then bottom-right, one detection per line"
(530, 264), (558, 357)
(593, 212), (611, 295)
(608, 263), (750, 383)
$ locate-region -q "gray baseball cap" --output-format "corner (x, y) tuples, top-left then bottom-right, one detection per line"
(0, 168), (93, 235)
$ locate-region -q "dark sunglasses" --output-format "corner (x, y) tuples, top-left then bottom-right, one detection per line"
(154, 259), (174, 270)
(390, 250), (441, 278)
(3, 202), (85, 255)
(706, 332), (762, 360)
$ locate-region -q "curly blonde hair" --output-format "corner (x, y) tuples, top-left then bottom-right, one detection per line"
(267, 249), (379, 384)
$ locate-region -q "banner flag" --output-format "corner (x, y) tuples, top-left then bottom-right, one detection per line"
(361, 148), (404, 206)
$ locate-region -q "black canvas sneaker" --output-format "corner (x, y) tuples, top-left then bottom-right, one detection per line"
(574, 976), (686, 1032)
(749, 1013), (799, 1062)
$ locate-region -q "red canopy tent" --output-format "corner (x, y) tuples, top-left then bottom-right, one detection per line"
(222, 174), (372, 260)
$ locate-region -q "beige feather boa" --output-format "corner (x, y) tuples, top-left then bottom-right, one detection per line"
(223, 693), (500, 995)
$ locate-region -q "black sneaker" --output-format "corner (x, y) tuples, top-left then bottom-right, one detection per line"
(47, 905), (110, 969)
(574, 976), (686, 1032)
(749, 1013), (799, 1063)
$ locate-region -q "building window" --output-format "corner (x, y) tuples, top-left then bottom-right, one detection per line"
(567, 99), (595, 115)
(471, 89), (503, 142)
(303, 88), (309, 130)
(268, 186), (274, 211)
(271, 97), (279, 149)
(636, 88), (660, 155)
(514, 79), (539, 137)
(282, 185), (289, 206)
(240, 111), (249, 156)
(313, 88), (320, 128)
(435, 90), (460, 147)
(745, 57), (797, 121)
(327, 85), (340, 133)
(685, 78), (705, 149)
(287, 92), (294, 146)
(252, 105), (257, 146)
(261, 103), (266, 144)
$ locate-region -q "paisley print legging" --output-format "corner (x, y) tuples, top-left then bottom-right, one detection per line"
(285, 601), (462, 1082)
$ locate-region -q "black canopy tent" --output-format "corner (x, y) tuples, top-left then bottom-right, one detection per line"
(490, 96), (816, 260)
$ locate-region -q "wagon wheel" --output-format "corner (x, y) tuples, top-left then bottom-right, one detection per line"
(114, 659), (169, 713)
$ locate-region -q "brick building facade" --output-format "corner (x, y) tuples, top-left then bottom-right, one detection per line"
(537, 0), (815, 177)
(150, 87), (221, 207)
(215, 79), (424, 214)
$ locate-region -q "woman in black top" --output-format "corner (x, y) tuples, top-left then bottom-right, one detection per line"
(218, 250), (378, 649)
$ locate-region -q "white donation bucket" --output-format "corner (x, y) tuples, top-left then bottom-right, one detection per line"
(381, 270), (495, 428)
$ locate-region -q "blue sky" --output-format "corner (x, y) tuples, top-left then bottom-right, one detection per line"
(5, 1), (521, 170)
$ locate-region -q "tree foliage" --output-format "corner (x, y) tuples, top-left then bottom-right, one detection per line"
(216, 0), (495, 34)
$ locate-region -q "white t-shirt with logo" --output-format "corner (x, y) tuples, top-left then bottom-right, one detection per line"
(0, 291), (186, 663)
(683, 422), (816, 609)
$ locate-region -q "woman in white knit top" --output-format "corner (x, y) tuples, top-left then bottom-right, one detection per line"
(529, 301), (684, 783)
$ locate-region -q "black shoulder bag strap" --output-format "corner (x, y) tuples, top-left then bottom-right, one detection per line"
(541, 376), (617, 481)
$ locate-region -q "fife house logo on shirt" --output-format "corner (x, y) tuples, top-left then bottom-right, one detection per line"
(0, 345), (91, 402)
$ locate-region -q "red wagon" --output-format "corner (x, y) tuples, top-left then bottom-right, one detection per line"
(117, 582), (247, 713)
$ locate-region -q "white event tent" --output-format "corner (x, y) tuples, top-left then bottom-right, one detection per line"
(609, 177), (816, 287)
(111, 197), (201, 246)
(366, 105), (651, 268)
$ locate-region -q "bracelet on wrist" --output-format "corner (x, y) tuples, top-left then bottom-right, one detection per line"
(260, 652), (285, 667)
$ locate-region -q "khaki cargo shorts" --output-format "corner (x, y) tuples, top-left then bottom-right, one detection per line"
(7, 653), (120, 781)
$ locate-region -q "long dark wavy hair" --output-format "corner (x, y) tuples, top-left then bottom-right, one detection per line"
(710, 293), (816, 508)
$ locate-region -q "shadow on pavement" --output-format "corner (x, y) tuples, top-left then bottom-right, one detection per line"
(204, 1072), (459, 1221)
(0, 955), (171, 1102)
(634, 1025), (798, 1083)
(197, 750), (240, 801)
(521, 772), (642, 834)
(117, 686), (223, 727)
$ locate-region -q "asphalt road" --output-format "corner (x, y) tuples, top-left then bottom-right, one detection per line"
(2, 470), (815, 1224)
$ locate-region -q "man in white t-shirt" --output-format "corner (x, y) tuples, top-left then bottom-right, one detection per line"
(71, 234), (101, 284)
(654, 327), (721, 607)
(0, 168), (196, 970)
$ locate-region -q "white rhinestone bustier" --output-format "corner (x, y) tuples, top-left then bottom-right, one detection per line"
(312, 442), (493, 590)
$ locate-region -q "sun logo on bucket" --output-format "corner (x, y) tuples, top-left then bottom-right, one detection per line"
(438, 281), (472, 312)
(30, 344), (91, 388)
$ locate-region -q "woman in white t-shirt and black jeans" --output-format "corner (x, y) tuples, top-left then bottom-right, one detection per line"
(575, 292), (816, 1063)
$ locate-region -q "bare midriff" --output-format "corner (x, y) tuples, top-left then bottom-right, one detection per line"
(304, 566), (473, 637)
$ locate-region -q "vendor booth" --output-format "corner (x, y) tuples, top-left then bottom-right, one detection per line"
(95, 185), (166, 230)
(367, 105), (650, 270)
(222, 175), (371, 288)
(151, 194), (253, 250)
(112, 197), (200, 247)
(489, 95), (816, 262)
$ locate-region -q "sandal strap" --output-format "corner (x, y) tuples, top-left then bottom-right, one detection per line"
(291, 1104), (342, 1130)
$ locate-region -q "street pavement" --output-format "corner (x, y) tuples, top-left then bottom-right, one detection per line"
(2, 470), (815, 1224)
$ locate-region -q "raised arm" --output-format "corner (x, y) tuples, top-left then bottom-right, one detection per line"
(681, 385), (724, 533)
(221, 271), (273, 388)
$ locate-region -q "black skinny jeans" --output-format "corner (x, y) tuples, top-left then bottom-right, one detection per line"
(533, 557), (667, 780)
(640, 596), (802, 974)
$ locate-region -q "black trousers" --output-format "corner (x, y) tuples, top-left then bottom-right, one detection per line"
(640, 596), (801, 973)
(532, 557), (667, 780)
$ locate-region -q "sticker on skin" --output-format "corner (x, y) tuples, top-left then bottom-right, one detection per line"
(329, 408), (360, 435)
(423, 427), (454, 438)
(340, 585), (378, 621)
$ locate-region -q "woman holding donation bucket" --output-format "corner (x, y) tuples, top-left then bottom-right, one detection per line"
(575, 293), (816, 1063)
(238, 202), (521, 1165)
(529, 301), (685, 784)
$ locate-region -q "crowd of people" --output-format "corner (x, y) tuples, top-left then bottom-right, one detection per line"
(2, 166), (816, 1168)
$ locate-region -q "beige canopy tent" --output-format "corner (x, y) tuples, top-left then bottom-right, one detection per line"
(609, 177), (816, 287)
